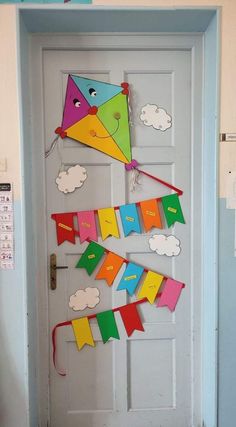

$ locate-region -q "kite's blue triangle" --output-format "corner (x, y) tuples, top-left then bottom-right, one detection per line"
(71, 75), (122, 107)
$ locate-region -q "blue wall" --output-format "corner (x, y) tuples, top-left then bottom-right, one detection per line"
(218, 199), (236, 427)
(0, 202), (29, 427)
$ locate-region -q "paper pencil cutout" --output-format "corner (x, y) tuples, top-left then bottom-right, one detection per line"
(60, 75), (132, 164)
(95, 252), (124, 286)
(119, 303), (144, 337)
(157, 278), (184, 311)
(117, 262), (144, 296)
(162, 193), (185, 227)
(72, 317), (95, 350)
(76, 241), (105, 275)
(96, 310), (120, 343)
(137, 271), (164, 304)
(51, 213), (76, 245)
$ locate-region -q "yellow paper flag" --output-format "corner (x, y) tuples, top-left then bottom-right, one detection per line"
(137, 271), (164, 304)
(72, 317), (95, 350)
(98, 207), (120, 240)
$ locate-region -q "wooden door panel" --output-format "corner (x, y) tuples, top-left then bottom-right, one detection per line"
(40, 37), (202, 427)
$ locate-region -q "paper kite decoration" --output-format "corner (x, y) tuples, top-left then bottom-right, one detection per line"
(59, 75), (132, 164)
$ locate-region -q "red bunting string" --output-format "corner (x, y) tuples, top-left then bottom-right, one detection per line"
(134, 167), (183, 196)
(52, 296), (153, 376)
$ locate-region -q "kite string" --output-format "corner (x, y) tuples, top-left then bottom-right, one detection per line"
(45, 135), (59, 158)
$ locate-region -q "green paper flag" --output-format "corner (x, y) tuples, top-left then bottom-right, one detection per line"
(76, 241), (105, 275)
(96, 310), (120, 344)
(162, 193), (185, 227)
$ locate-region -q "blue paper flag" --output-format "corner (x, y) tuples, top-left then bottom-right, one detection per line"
(119, 203), (141, 236)
(117, 262), (144, 296)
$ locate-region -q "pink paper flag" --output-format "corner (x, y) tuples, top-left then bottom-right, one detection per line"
(77, 211), (98, 243)
(157, 278), (184, 312)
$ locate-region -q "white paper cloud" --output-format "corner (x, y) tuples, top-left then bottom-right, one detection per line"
(56, 164), (87, 193)
(69, 287), (100, 311)
(140, 104), (172, 131)
(149, 234), (181, 257)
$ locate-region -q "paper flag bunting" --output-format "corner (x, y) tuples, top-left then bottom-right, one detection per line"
(119, 203), (141, 236)
(51, 213), (76, 245)
(117, 262), (144, 296)
(95, 252), (124, 286)
(162, 193), (185, 227)
(61, 75), (132, 164)
(119, 303), (144, 337)
(76, 241), (105, 275)
(96, 310), (120, 343)
(75, 241), (184, 304)
(140, 199), (162, 232)
(97, 207), (120, 240)
(53, 291), (186, 374)
(157, 278), (184, 311)
(52, 194), (185, 246)
(72, 317), (95, 350)
(137, 271), (164, 304)
(77, 210), (98, 243)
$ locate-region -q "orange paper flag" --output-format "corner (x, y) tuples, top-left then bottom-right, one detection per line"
(140, 199), (162, 232)
(95, 252), (124, 286)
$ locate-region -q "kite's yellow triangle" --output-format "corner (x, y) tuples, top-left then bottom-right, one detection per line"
(66, 115), (129, 164)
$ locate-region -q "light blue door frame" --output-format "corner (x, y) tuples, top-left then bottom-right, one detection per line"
(16, 6), (220, 426)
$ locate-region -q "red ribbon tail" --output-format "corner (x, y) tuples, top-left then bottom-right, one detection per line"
(135, 167), (183, 196)
(52, 321), (71, 376)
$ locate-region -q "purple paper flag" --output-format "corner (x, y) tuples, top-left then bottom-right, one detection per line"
(157, 278), (184, 312)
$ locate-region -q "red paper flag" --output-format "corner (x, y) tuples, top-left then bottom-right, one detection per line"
(119, 303), (144, 337)
(51, 213), (76, 245)
(95, 252), (124, 286)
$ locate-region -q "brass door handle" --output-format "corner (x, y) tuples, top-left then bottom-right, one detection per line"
(50, 253), (68, 290)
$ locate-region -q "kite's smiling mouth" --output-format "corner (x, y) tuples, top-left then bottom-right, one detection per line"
(90, 112), (121, 139)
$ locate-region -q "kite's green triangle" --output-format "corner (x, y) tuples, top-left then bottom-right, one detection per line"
(97, 93), (132, 163)
(71, 75), (122, 108)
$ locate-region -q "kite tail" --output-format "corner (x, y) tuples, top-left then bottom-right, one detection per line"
(45, 127), (67, 159)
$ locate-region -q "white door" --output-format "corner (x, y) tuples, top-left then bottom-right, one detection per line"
(34, 34), (202, 427)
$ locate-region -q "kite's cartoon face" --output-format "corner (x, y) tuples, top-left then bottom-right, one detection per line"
(61, 75), (131, 164)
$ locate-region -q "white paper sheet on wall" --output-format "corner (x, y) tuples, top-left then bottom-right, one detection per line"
(226, 171), (236, 209)
(0, 183), (14, 269)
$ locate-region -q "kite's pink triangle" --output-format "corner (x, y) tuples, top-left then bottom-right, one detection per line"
(61, 75), (91, 131)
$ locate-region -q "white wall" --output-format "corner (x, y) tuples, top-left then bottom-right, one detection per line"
(0, 6), (29, 427)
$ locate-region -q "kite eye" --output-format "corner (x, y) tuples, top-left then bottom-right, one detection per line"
(89, 88), (97, 97)
(73, 98), (81, 108)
